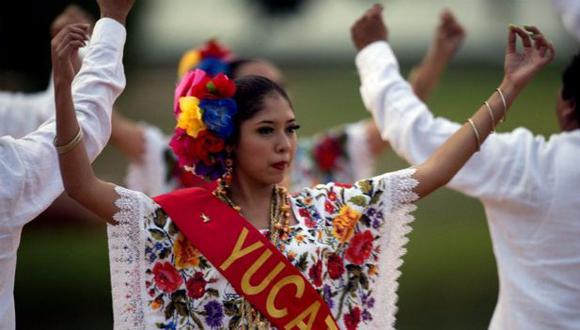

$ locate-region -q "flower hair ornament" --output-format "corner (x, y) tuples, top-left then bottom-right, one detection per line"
(169, 69), (237, 181)
(177, 39), (233, 79)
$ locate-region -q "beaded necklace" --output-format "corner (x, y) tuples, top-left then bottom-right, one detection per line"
(213, 179), (291, 329)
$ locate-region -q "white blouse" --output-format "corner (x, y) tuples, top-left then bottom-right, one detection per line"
(0, 18), (127, 330)
(356, 41), (580, 330)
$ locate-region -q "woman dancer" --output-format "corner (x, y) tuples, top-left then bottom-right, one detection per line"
(52, 4), (552, 329)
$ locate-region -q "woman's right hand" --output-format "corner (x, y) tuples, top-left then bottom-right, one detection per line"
(503, 25), (555, 90)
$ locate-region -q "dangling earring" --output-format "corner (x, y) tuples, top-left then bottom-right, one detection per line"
(218, 147), (234, 192)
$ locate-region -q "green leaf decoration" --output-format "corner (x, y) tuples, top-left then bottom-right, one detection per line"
(174, 301), (188, 317)
(369, 191), (383, 205)
(164, 301), (175, 319)
(357, 180), (373, 195)
(359, 272), (369, 290)
(154, 209), (167, 228)
(297, 253), (308, 271)
(229, 316), (242, 329)
(190, 312), (205, 330)
(223, 300), (239, 316)
(168, 221), (179, 236)
(149, 228), (166, 241)
(348, 196), (368, 207)
(206, 288), (220, 297)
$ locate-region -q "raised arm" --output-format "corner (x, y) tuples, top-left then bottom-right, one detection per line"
(408, 9), (465, 102)
(54, 0), (134, 223)
(352, 5), (554, 199)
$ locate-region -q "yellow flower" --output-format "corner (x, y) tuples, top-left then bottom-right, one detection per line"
(176, 96), (206, 138)
(177, 49), (201, 79)
(295, 234), (305, 244)
(173, 233), (201, 270)
(368, 264), (378, 276)
(332, 205), (361, 244)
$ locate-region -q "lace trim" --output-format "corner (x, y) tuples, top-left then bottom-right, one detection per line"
(107, 186), (150, 330)
(371, 168), (418, 329)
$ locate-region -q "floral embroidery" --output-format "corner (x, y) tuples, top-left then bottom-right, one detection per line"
(140, 177), (404, 329)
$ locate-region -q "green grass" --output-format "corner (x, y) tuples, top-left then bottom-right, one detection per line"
(15, 61), (563, 329)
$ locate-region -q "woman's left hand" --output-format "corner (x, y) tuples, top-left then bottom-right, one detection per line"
(503, 25), (555, 90)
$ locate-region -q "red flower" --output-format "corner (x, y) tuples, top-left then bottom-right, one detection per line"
(345, 230), (374, 265)
(152, 262), (183, 293)
(298, 208), (311, 220)
(191, 130), (225, 165)
(325, 201), (334, 213)
(314, 136), (342, 172)
(186, 272), (207, 299)
(328, 191), (337, 201)
(308, 260), (323, 287)
(343, 307), (361, 330)
(335, 182), (353, 188)
(199, 39), (232, 59)
(210, 73), (236, 98)
(327, 253), (345, 279)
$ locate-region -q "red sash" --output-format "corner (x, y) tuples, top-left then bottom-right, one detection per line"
(154, 187), (339, 330)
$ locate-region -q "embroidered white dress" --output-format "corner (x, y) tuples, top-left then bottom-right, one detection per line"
(108, 169), (417, 329)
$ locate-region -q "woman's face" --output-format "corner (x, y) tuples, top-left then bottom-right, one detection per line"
(233, 93), (298, 186)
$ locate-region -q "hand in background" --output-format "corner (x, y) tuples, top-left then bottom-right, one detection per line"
(97, 0), (135, 26)
(351, 4), (388, 51)
(51, 5), (95, 38)
(503, 25), (555, 90)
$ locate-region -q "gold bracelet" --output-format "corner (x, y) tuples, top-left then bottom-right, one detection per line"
(484, 101), (496, 133)
(467, 118), (481, 152)
(54, 127), (84, 154)
(495, 87), (507, 122)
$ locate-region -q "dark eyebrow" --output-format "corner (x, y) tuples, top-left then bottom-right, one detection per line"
(257, 119), (296, 125)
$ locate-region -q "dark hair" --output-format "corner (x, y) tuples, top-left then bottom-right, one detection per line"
(229, 59), (256, 79)
(562, 52), (580, 125)
(230, 75), (293, 144)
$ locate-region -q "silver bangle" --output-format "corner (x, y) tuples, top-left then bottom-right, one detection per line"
(467, 118), (481, 152)
(484, 101), (496, 133)
(54, 127), (84, 155)
(495, 88), (507, 122)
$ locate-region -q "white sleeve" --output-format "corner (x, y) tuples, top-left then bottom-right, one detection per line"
(0, 18), (127, 228)
(0, 80), (54, 138)
(355, 41), (535, 201)
(345, 120), (375, 180)
(552, 0), (580, 42)
(125, 123), (176, 196)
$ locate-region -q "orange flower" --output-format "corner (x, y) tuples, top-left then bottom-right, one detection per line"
(368, 264), (378, 277)
(332, 206), (361, 244)
(173, 233), (201, 270)
(150, 296), (163, 311)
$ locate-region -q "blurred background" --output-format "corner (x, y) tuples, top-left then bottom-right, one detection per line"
(1, 0), (576, 329)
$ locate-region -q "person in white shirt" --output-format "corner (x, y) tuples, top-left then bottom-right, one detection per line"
(0, 1), (133, 328)
(353, 5), (580, 330)
(552, 0), (580, 42)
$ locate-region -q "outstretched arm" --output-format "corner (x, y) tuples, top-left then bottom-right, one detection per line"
(352, 5), (554, 199)
(55, 0), (134, 223)
(408, 9), (465, 102)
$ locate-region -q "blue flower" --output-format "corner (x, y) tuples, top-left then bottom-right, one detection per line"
(204, 300), (224, 328)
(197, 57), (230, 77)
(164, 321), (176, 330)
(200, 98), (237, 139)
(323, 284), (334, 309)
(194, 156), (225, 181)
